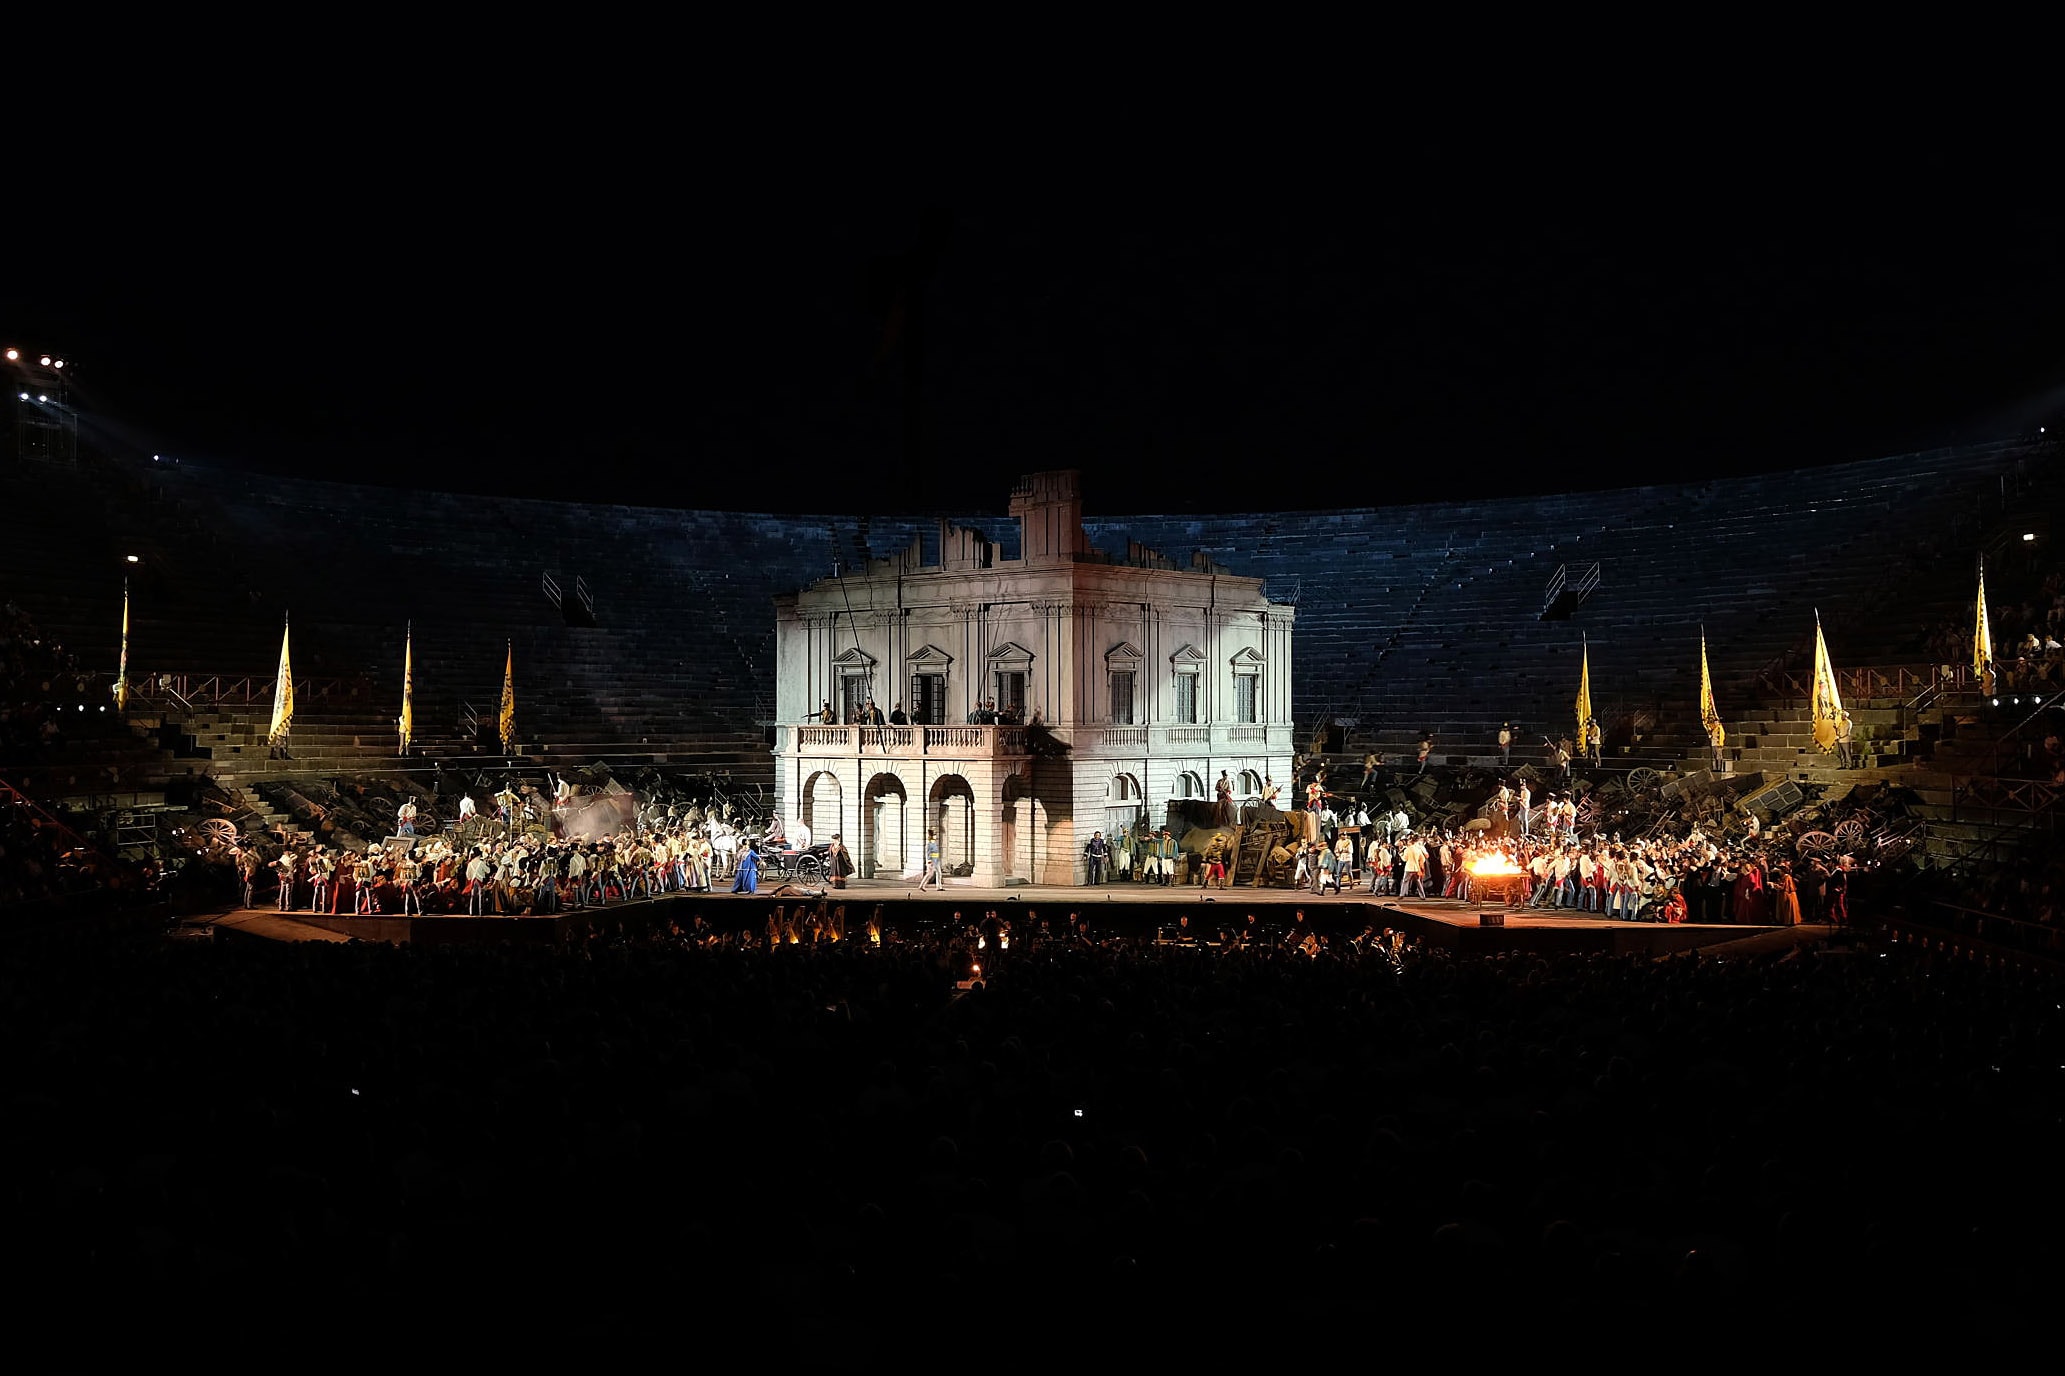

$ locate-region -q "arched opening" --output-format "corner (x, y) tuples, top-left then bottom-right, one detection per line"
(803, 770), (842, 843)
(1238, 769), (1263, 798)
(1105, 772), (1144, 853)
(1000, 771), (1031, 883)
(863, 772), (909, 879)
(929, 773), (976, 876)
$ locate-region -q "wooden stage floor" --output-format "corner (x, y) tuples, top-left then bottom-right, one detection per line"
(189, 875), (1822, 958)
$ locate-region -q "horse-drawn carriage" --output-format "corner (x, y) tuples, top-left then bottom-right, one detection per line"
(758, 841), (832, 885)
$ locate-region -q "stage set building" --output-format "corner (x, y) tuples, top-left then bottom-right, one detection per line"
(771, 471), (1296, 885)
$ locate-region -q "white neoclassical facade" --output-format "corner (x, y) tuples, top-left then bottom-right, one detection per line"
(770, 471), (1296, 885)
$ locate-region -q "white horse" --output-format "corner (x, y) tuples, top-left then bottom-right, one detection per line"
(708, 819), (740, 878)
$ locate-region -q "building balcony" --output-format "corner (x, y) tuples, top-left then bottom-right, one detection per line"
(780, 721), (1294, 759)
(782, 723), (1030, 758)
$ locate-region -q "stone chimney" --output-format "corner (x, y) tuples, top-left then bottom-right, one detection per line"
(1007, 470), (1088, 565)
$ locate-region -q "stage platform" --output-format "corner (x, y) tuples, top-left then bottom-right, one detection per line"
(187, 876), (1816, 958)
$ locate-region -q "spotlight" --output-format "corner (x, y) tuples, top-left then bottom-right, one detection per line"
(38, 355), (50, 366)
(51, 359), (63, 369)
(1993, 698), (2001, 707)
(4, 349), (15, 361)
(37, 395), (46, 403)
(125, 555), (139, 563)
(2025, 533), (2038, 542)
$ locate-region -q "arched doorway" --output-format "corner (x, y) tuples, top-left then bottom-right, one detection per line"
(929, 774), (975, 876)
(1000, 771), (1031, 883)
(863, 773), (909, 879)
(1105, 772), (1143, 848)
(803, 770), (842, 843)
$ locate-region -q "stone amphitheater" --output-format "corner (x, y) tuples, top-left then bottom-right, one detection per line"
(3, 433), (2059, 872)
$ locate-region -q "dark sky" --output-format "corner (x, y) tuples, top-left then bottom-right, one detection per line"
(10, 179), (2064, 517)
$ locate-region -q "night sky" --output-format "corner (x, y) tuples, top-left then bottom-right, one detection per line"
(10, 182), (2063, 518)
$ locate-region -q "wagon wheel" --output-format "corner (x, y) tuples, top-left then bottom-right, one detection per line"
(1625, 767), (1662, 793)
(795, 853), (826, 885)
(1833, 818), (1868, 849)
(1877, 836), (1913, 864)
(1795, 830), (1836, 856)
(201, 818), (240, 850)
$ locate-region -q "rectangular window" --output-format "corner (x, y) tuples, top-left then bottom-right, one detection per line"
(1110, 670), (1135, 724)
(1174, 673), (1198, 724)
(1234, 674), (1257, 724)
(911, 673), (946, 726)
(995, 671), (1027, 719)
(839, 674), (870, 723)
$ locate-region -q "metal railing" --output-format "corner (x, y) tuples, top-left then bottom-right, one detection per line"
(1760, 662), (1977, 703)
(131, 673), (361, 709)
(542, 570), (562, 609)
(789, 724), (1030, 756)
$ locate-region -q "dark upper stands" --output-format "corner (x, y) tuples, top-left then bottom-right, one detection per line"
(1, 437), (2055, 796)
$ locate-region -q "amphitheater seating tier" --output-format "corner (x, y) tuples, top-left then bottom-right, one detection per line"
(1, 438), (2054, 800)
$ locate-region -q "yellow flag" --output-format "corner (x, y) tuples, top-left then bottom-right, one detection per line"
(114, 581), (130, 712)
(399, 623), (414, 755)
(1699, 629), (1724, 753)
(1575, 637), (1593, 741)
(268, 617), (294, 746)
(1974, 556), (1994, 692)
(1810, 612), (1843, 752)
(498, 642), (516, 753)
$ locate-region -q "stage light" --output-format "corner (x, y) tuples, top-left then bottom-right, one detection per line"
(3, 349), (15, 361)
(2025, 533), (2038, 542)
(125, 555), (139, 563)
(38, 355), (50, 366)
(1993, 698), (2001, 707)
(37, 394), (46, 402)
(51, 359), (63, 369)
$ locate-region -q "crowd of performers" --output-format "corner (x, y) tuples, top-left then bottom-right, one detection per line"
(236, 785), (854, 917)
(1083, 769), (1853, 925)
(1272, 789), (1849, 926)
